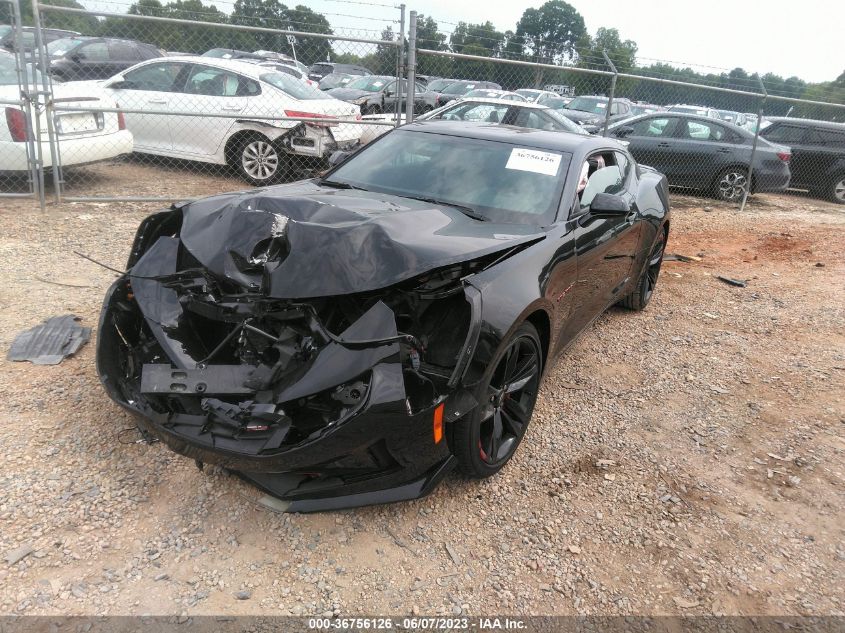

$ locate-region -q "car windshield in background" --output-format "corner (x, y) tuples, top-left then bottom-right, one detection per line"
(325, 129), (570, 224)
(517, 90), (541, 99)
(566, 97), (607, 114)
(319, 73), (351, 89)
(46, 36), (88, 56)
(544, 109), (590, 135)
(345, 75), (390, 92)
(0, 53), (43, 84)
(426, 79), (454, 92)
(260, 72), (325, 100)
(442, 81), (477, 95)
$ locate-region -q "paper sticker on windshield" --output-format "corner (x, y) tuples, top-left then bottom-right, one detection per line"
(373, 81), (384, 87)
(595, 103), (607, 108)
(505, 148), (561, 176)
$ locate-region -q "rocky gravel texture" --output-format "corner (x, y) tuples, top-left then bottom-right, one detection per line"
(0, 172), (843, 617)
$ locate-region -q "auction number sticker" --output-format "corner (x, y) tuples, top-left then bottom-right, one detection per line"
(505, 148), (561, 176)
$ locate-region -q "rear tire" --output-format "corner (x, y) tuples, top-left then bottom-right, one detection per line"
(233, 134), (285, 186)
(713, 167), (748, 202)
(619, 230), (666, 311)
(828, 174), (845, 204)
(451, 322), (542, 479)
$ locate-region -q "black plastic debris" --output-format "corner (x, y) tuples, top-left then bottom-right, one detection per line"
(716, 276), (747, 288)
(7, 314), (91, 365)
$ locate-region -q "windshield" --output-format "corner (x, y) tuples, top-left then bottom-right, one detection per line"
(565, 97), (608, 114)
(325, 129), (571, 224)
(0, 53), (44, 84)
(465, 89), (500, 98)
(0, 26), (12, 40)
(260, 72), (325, 100)
(442, 81), (476, 95)
(345, 75), (390, 92)
(46, 36), (88, 56)
(319, 73), (350, 89)
(426, 79), (453, 92)
(543, 108), (590, 135)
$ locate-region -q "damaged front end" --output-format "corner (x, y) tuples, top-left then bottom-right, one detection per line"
(97, 194), (503, 510)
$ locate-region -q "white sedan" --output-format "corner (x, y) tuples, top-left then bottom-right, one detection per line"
(1, 52), (133, 173)
(100, 56), (362, 184)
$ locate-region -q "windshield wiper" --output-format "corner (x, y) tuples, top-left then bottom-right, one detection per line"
(319, 179), (367, 191)
(403, 196), (487, 221)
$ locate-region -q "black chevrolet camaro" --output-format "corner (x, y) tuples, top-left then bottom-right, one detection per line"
(97, 121), (671, 512)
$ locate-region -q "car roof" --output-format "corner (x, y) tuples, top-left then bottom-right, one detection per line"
(401, 120), (622, 153)
(446, 97), (549, 109)
(763, 116), (845, 130)
(610, 111), (754, 134)
(147, 55), (274, 78)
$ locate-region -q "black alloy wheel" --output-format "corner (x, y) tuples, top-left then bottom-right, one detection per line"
(619, 230), (666, 311)
(451, 322), (542, 478)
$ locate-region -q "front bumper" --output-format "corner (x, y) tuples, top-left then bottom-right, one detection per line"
(96, 275), (462, 511)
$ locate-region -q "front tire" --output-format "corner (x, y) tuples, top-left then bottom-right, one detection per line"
(619, 230), (666, 311)
(713, 167), (749, 202)
(451, 322), (542, 478)
(828, 174), (845, 204)
(235, 135), (285, 186)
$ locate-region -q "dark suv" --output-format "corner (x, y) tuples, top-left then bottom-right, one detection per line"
(0, 25), (79, 54)
(308, 62), (372, 82)
(759, 117), (845, 204)
(44, 36), (162, 80)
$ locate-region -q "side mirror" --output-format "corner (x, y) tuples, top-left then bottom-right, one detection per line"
(69, 53), (83, 62)
(384, 89), (394, 97)
(589, 192), (630, 216)
(614, 126), (634, 138)
(108, 79), (132, 90)
(328, 149), (354, 167)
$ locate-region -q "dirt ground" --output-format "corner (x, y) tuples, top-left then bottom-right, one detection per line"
(0, 164), (843, 617)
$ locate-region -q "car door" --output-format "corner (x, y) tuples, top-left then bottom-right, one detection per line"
(760, 122), (812, 187)
(616, 115), (681, 178)
(172, 64), (257, 158)
(109, 61), (189, 153)
(71, 40), (111, 79)
(671, 118), (735, 187)
(107, 40), (141, 76)
(565, 150), (641, 338)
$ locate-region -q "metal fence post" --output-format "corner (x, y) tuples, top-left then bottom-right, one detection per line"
(601, 50), (617, 137)
(31, 0), (63, 205)
(739, 76), (768, 212)
(395, 3), (405, 125)
(405, 11), (416, 125)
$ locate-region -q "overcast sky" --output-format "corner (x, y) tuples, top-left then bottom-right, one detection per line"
(294, 0), (843, 83)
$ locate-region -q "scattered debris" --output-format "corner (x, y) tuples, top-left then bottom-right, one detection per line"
(234, 590), (252, 600)
(567, 545), (581, 554)
(256, 495), (291, 514)
(444, 542), (462, 566)
(710, 385), (731, 394)
(664, 253), (702, 263)
(595, 459), (616, 468)
(673, 597), (700, 609)
(5, 545), (34, 566)
(815, 262), (825, 267)
(716, 276), (747, 288)
(7, 315), (90, 365)
(702, 312), (719, 319)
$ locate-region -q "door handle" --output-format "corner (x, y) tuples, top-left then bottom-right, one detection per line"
(146, 99), (167, 104)
(657, 142), (671, 148)
(221, 105), (243, 111)
(717, 147), (732, 153)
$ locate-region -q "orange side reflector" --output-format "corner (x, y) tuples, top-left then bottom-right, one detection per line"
(433, 403), (444, 444)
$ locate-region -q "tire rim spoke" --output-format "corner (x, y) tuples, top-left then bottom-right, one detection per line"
(505, 357), (538, 393)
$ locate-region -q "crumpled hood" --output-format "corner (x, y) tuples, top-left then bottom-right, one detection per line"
(177, 180), (544, 299)
(560, 109), (603, 124)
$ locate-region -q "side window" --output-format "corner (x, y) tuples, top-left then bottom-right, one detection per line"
(77, 41), (109, 61)
(123, 62), (186, 92)
(108, 41), (140, 61)
(184, 66), (256, 97)
(629, 116), (679, 138)
(762, 124), (806, 144)
(614, 151), (632, 182)
(414, 82), (426, 93)
(579, 152), (625, 211)
(681, 119), (727, 141)
(438, 103), (508, 123)
(138, 45), (160, 60)
(513, 109), (552, 130)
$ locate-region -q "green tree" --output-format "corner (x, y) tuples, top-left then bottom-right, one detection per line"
(514, 0), (586, 87)
(2, 0), (99, 34)
(448, 21), (503, 81)
(230, 0), (286, 50)
(283, 5), (332, 65)
(414, 14), (447, 77)
(575, 27), (637, 72)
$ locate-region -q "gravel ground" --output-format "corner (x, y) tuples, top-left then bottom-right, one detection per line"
(0, 166), (843, 617)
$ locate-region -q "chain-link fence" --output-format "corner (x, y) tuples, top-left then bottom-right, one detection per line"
(2, 0), (404, 204)
(407, 13), (845, 208)
(2, 1), (844, 208)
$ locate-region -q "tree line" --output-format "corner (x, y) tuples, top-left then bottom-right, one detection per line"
(3, 0), (842, 117)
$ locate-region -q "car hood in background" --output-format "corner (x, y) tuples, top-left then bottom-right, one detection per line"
(176, 180), (544, 299)
(325, 87), (372, 101)
(559, 109), (604, 125)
